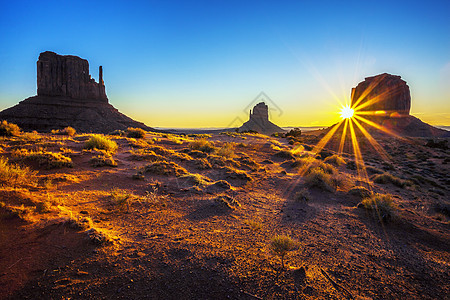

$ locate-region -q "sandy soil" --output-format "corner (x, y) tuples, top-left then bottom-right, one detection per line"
(0, 131), (448, 299)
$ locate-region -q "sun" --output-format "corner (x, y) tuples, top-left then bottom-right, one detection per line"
(340, 105), (354, 119)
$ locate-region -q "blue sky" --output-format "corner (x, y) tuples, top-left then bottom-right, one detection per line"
(1, 0), (449, 127)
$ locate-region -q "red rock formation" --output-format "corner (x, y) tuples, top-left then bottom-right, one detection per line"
(37, 51), (107, 102)
(351, 73), (411, 115)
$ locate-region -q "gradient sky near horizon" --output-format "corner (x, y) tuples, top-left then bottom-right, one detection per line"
(1, 0), (449, 128)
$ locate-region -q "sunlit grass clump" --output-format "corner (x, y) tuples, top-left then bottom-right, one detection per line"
(372, 172), (412, 188)
(12, 148), (73, 169)
(215, 142), (235, 158)
(90, 154), (117, 167)
(0, 120), (21, 136)
(189, 138), (215, 153)
(127, 127), (146, 138)
(270, 235), (297, 269)
(85, 134), (118, 152)
(0, 157), (36, 187)
(324, 154), (346, 167)
(361, 193), (398, 221)
(51, 126), (76, 136)
(304, 167), (344, 192)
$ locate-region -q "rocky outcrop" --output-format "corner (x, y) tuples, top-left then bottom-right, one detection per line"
(238, 102), (285, 135)
(0, 51), (152, 133)
(37, 51), (107, 102)
(351, 73), (411, 115)
(345, 73), (449, 137)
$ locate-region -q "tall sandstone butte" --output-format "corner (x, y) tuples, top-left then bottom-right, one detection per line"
(0, 51), (151, 133)
(351, 73), (411, 115)
(37, 51), (107, 101)
(239, 102), (284, 135)
(345, 73), (448, 137)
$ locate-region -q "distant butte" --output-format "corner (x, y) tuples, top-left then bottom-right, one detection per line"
(350, 73), (449, 137)
(0, 51), (152, 133)
(238, 102), (285, 135)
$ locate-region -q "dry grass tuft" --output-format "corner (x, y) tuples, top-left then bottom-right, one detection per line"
(348, 186), (372, 199)
(372, 172), (412, 188)
(52, 126), (76, 136)
(270, 235), (297, 269)
(324, 154), (346, 167)
(361, 193), (398, 222)
(215, 143), (235, 158)
(0, 157), (36, 187)
(189, 138), (215, 153)
(144, 161), (188, 177)
(304, 167), (340, 192)
(0, 120), (21, 136)
(12, 148), (73, 169)
(127, 127), (146, 138)
(90, 154), (117, 167)
(214, 195), (240, 209)
(85, 135), (118, 153)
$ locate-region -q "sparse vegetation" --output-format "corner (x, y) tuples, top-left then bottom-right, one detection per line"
(214, 195), (240, 209)
(361, 193), (398, 222)
(0, 120), (21, 136)
(245, 219), (263, 230)
(348, 186), (372, 199)
(270, 235), (297, 269)
(372, 172), (412, 188)
(0, 157), (36, 187)
(189, 138), (215, 153)
(179, 173), (210, 186)
(52, 126), (76, 136)
(110, 189), (132, 212)
(90, 154), (117, 167)
(127, 127), (146, 138)
(324, 154), (346, 167)
(304, 167), (336, 192)
(215, 142), (235, 158)
(85, 134), (118, 152)
(295, 188), (311, 202)
(143, 161), (188, 177)
(12, 148), (73, 169)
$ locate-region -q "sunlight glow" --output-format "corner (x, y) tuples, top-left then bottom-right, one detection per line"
(340, 105), (354, 119)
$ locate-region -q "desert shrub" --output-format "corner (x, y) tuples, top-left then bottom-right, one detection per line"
(324, 154), (346, 167)
(372, 172), (412, 188)
(0, 120), (21, 136)
(348, 186), (372, 199)
(129, 149), (164, 161)
(86, 227), (111, 245)
(144, 161), (188, 177)
(286, 128), (302, 137)
(110, 189), (132, 212)
(52, 126), (76, 136)
(189, 138), (215, 153)
(108, 129), (127, 136)
(65, 216), (93, 230)
(245, 219), (263, 230)
(85, 135), (118, 152)
(127, 127), (146, 138)
(215, 143), (235, 158)
(304, 167), (335, 192)
(0, 157), (36, 187)
(361, 193), (397, 221)
(12, 149), (73, 169)
(90, 154), (117, 167)
(270, 235), (297, 269)
(179, 173), (210, 186)
(274, 149), (296, 160)
(295, 188), (311, 202)
(238, 157), (260, 171)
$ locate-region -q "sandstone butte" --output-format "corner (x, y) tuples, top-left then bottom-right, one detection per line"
(0, 51), (152, 133)
(238, 102), (285, 135)
(347, 73), (449, 138)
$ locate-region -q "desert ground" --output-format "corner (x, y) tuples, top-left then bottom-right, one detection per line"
(0, 126), (449, 299)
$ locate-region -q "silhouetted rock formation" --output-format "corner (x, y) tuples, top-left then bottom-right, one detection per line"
(0, 52), (152, 133)
(37, 51), (107, 101)
(238, 102), (285, 135)
(348, 73), (448, 137)
(351, 73), (411, 116)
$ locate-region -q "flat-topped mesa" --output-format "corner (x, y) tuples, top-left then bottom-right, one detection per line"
(351, 73), (410, 116)
(37, 51), (107, 102)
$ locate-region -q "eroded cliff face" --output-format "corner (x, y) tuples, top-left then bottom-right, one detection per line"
(37, 51), (107, 102)
(351, 73), (411, 115)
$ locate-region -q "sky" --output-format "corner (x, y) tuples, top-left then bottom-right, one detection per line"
(0, 0), (449, 128)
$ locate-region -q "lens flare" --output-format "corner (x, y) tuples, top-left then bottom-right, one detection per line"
(340, 105), (354, 119)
